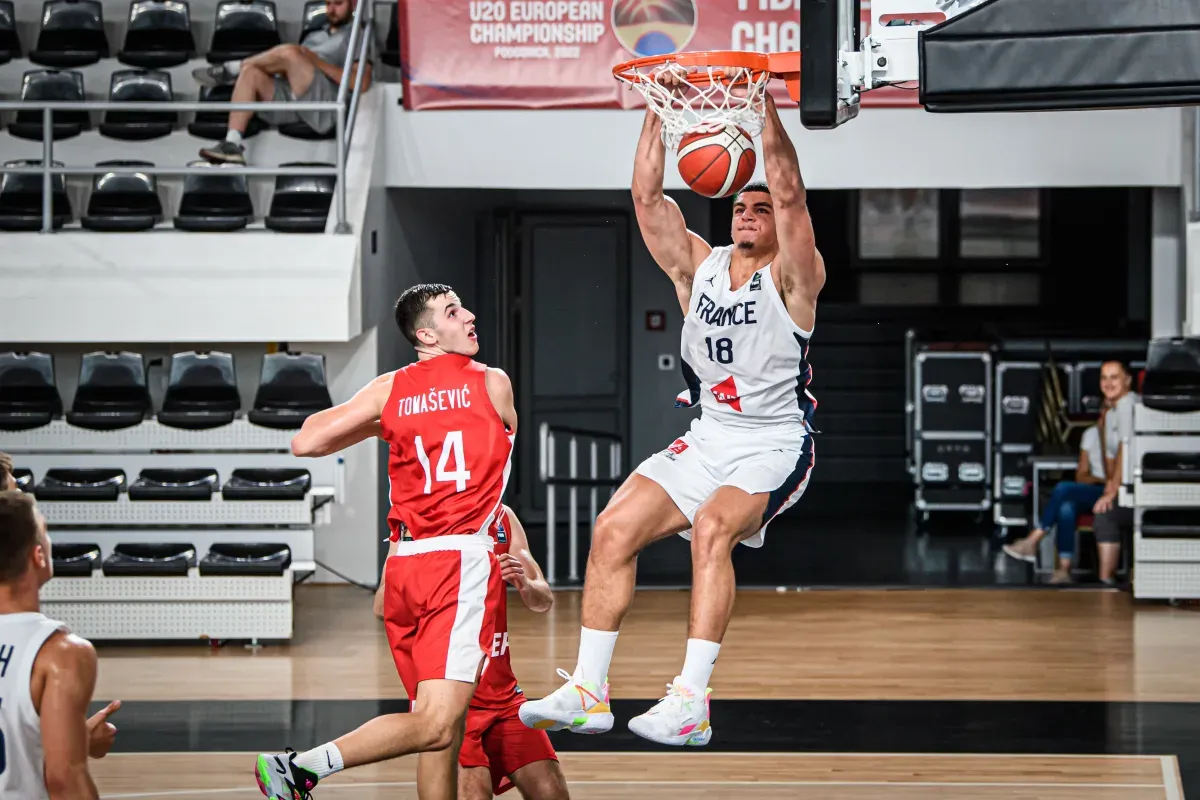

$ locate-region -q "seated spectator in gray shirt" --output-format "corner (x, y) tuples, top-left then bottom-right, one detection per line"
(194, 0), (373, 166)
(1091, 361), (1136, 585)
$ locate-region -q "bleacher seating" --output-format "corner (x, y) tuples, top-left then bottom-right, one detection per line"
(157, 350), (241, 429)
(199, 542), (291, 576)
(222, 467), (310, 500)
(0, 159), (72, 230)
(35, 467), (127, 500)
(103, 543), (196, 577)
(118, 0), (197, 69)
(28, 0), (109, 68)
(0, 1), (20, 64)
(173, 161), (252, 230)
(81, 161), (162, 231)
(0, 351), (63, 430)
(129, 468), (219, 500)
(66, 351), (152, 430)
(301, 1), (327, 40)
(264, 163), (333, 232)
(247, 351), (333, 429)
(51, 543), (100, 576)
(98, 68), (177, 140)
(187, 82), (265, 139)
(9, 69), (88, 141)
(206, 0), (280, 64)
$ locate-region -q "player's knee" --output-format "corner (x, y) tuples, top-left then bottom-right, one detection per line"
(590, 510), (637, 564)
(411, 707), (462, 751)
(690, 508), (740, 557)
(529, 771), (570, 800)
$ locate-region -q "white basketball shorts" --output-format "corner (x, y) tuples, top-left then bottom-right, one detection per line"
(634, 416), (815, 548)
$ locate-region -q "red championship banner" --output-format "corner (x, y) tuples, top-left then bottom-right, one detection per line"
(397, 0), (918, 110)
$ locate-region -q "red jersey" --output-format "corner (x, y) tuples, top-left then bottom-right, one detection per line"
(472, 508), (523, 709)
(380, 354), (514, 542)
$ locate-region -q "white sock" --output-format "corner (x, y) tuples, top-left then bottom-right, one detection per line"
(680, 638), (720, 694)
(224, 59), (242, 76)
(293, 742), (344, 780)
(575, 627), (618, 686)
(224, 129), (243, 146)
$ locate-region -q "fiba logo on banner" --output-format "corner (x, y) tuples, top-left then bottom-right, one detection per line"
(611, 0), (697, 57)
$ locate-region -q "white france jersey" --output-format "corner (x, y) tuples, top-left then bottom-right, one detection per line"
(0, 612), (66, 800)
(676, 245), (816, 432)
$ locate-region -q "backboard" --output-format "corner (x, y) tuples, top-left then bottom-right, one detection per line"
(800, 0), (862, 129)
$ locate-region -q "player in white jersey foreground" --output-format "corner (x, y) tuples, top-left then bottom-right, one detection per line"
(0, 490), (121, 800)
(520, 86), (824, 745)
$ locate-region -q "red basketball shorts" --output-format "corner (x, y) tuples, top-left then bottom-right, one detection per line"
(459, 702), (558, 795)
(383, 534), (504, 688)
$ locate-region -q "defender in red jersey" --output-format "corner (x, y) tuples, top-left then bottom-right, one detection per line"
(254, 284), (518, 800)
(376, 506), (568, 799)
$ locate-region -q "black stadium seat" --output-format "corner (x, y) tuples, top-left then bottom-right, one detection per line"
(103, 543), (196, 577)
(0, 1), (21, 64)
(200, 543), (291, 576)
(129, 468), (218, 500)
(29, 0), (109, 68)
(173, 163), (253, 231)
(99, 69), (177, 140)
(264, 165), (333, 233)
(380, 2), (399, 67)
(157, 351), (241, 430)
(0, 160), (73, 231)
(187, 83), (266, 140)
(222, 468), (311, 500)
(247, 352), (333, 429)
(119, 0), (196, 68)
(35, 468), (126, 501)
(66, 351), (152, 430)
(207, 0), (280, 64)
(0, 351), (63, 430)
(82, 161), (162, 232)
(8, 70), (88, 141)
(12, 468), (34, 492)
(53, 543), (102, 576)
(301, 0), (326, 41)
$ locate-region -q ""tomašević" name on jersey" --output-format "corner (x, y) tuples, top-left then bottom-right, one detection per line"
(694, 293), (758, 327)
(396, 384), (473, 416)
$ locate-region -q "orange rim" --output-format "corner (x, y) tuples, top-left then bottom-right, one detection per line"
(613, 50), (772, 87)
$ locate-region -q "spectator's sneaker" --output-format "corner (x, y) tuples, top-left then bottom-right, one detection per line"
(193, 63), (237, 88)
(199, 141), (246, 165)
(254, 750), (318, 799)
(627, 677), (712, 746)
(1002, 533), (1039, 563)
(518, 667), (612, 734)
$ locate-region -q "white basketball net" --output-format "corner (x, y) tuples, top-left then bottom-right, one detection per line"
(620, 61), (771, 151)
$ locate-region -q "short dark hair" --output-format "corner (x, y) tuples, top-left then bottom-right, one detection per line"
(0, 451), (11, 489)
(394, 283), (455, 347)
(734, 182), (770, 204)
(0, 491), (41, 583)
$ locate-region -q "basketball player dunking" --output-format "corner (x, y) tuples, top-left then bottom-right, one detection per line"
(0, 491), (122, 800)
(255, 284), (518, 800)
(520, 88), (823, 744)
(375, 504), (568, 800)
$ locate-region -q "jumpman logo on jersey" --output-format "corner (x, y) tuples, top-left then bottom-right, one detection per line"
(705, 274), (715, 286)
(712, 376), (742, 412)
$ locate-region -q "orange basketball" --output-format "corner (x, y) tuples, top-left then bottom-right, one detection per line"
(676, 123), (756, 199)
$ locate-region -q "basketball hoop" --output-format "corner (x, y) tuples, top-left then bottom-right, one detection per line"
(612, 50), (799, 150)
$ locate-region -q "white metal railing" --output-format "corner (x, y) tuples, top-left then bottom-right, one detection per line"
(0, 0), (376, 234)
(538, 422), (623, 585)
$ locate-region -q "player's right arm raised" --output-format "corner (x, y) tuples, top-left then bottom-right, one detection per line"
(631, 105), (711, 309)
(291, 372), (393, 457)
(39, 634), (102, 800)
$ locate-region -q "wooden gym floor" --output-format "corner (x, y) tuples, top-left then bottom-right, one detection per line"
(90, 587), (1200, 798)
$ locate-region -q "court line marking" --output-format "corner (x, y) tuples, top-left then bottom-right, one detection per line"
(104, 780), (1171, 799)
(1162, 755), (1185, 800)
(103, 750), (1169, 760)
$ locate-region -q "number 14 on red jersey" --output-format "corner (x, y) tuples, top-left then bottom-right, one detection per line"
(413, 430), (470, 493)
